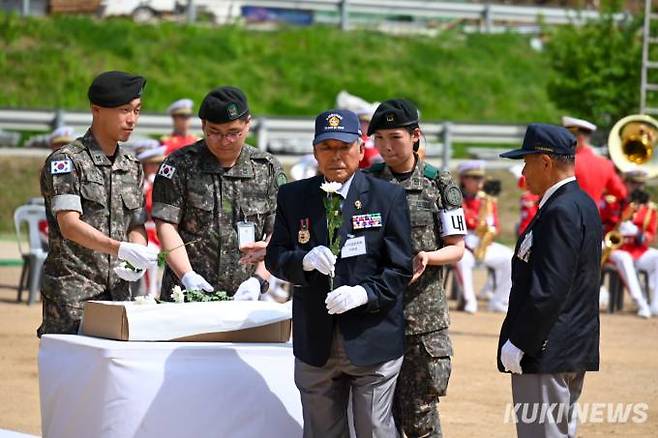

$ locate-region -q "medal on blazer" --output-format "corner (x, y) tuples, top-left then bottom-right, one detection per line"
(298, 218), (310, 244)
(352, 213), (382, 230)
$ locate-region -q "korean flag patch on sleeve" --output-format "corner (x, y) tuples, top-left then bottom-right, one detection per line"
(158, 163), (176, 179)
(50, 159), (72, 175)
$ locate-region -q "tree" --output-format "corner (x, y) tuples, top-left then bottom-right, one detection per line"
(544, 14), (643, 128)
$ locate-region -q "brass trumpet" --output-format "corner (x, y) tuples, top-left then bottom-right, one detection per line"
(600, 196), (644, 266)
(473, 180), (501, 262)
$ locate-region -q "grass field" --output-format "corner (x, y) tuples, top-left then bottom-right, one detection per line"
(0, 13), (559, 123)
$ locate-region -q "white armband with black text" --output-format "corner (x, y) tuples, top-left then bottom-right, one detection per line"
(439, 207), (467, 237)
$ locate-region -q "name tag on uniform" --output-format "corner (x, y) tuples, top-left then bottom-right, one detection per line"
(352, 213), (382, 230)
(439, 207), (467, 237)
(516, 230), (533, 262)
(237, 221), (256, 248)
(341, 236), (366, 258)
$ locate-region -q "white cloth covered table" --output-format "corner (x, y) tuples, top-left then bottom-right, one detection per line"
(39, 335), (303, 438)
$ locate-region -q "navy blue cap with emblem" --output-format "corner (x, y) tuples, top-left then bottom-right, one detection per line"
(313, 109), (362, 145)
(499, 123), (576, 160)
(198, 86), (249, 124)
(88, 71), (146, 108)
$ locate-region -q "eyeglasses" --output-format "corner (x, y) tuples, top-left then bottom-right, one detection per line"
(206, 126), (246, 142)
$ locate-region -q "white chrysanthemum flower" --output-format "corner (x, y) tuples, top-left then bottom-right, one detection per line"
(134, 296), (157, 305)
(171, 285), (185, 303)
(320, 181), (342, 194)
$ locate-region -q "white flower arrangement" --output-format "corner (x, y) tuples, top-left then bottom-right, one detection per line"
(170, 285), (231, 303)
(133, 296), (157, 305)
(171, 285), (186, 303)
(320, 181), (342, 194)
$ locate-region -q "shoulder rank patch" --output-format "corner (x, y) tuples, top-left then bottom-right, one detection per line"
(158, 163), (176, 179)
(50, 159), (72, 175)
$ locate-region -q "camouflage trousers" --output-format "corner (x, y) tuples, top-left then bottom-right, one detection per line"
(37, 291), (111, 337)
(394, 330), (453, 438)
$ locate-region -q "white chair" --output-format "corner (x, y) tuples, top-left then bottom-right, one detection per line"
(14, 204), (47, 304)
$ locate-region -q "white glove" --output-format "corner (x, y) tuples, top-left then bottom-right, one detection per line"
(619, 220), (639, 237)
(233, 277), (261, 301)
(118, 242), (158, 270)
(501, 339), (524, 374)
(302, 246), (336, 276)
(181, 271), (214, 292)
(325, 285), (368, 315)
(113, 263), (146, 282)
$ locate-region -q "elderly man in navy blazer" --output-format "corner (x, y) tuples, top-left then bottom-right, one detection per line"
(266, 109), (412, 437)
(498, 123), (601, 438)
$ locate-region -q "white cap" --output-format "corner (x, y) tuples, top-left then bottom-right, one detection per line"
(336, 90), (379, 121)
(561, 116), (596, 132)
(354, 103), (380, 122)
(167, 98), (194, 116)
(458, 160), (485, 176)
(508, 163), (524, 181)
(290, 154), (318, 181)
(137, 145), (167, 163)
(49, 126), (75, 145)
(124, 138), (160, 155)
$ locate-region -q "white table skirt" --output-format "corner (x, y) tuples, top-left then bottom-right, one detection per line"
(38, 335), (303, 438)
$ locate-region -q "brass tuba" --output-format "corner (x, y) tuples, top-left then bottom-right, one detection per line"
(608, 114), (658, 178)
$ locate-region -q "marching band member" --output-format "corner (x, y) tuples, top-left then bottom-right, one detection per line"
(601, 170), (657, 318)
(161, 98), (199, 155)
(136, 141), (167, 297)
(563, 116), (627, 206)
(455, 161), (513, 313)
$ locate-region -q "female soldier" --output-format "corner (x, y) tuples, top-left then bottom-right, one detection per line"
(366, 99), (466, 437)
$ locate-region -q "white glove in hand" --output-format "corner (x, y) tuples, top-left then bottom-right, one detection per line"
(118, 242), (158, 270)
(302, 246), (336, 276)
(233, 277), (261, 301)
(501, 339), (524, 374)
(325, 285), (368, 315)
(181, 271), (214, 292)
(619, 220), (639, 237)
(114, 264), (146, 282)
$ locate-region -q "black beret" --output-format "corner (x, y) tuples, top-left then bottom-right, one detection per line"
(88, 71), (146, 108)
(198, 86), (249, 123)
(367, 99), (420, 136)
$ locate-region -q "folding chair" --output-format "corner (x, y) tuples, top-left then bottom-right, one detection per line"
(14, 204), (47, 304)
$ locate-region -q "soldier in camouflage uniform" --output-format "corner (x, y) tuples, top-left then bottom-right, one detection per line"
(366, 99), (467, 437)
(38, 71), (158, 336)
(152, 86), (287, 300)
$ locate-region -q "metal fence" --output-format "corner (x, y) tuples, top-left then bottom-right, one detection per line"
(237, 0), (623, 30)
(3, 0), (626, 31)
(0, 107), (529, 167)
